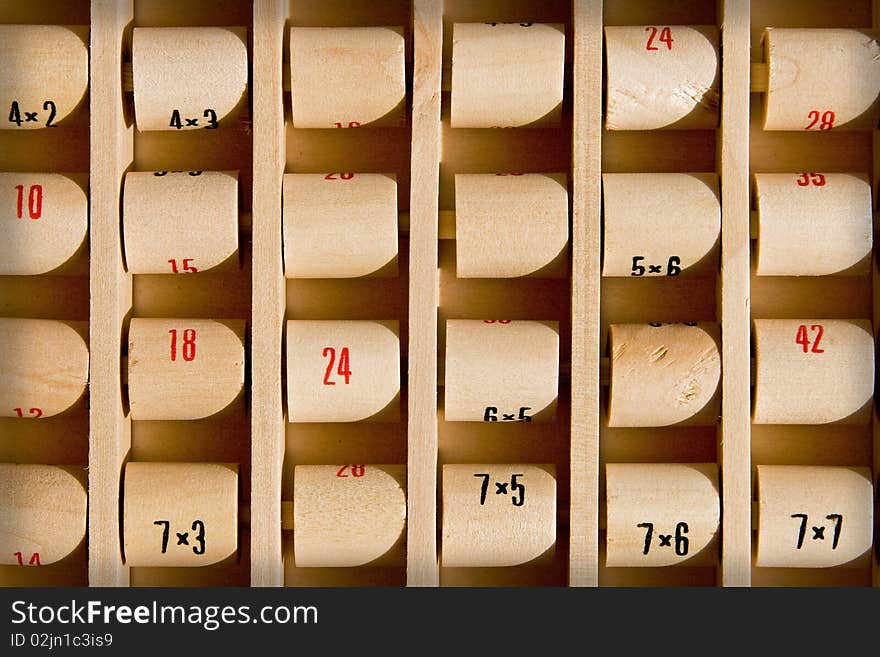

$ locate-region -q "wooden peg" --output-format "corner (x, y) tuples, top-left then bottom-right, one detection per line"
(0, 464), (87, 565)
(753, 173), (872, 276)
(286, 320), (400, 422)
(441, 464), (555, 567)
(127, 318), (245, 420)
(0, 173), (88, 275)
(450, 23), (565, 128)
(454, 173), (569, 278)
(123, 462), (238, 567)
(293, 465), (406, 567)
(0, 25), (88, 130)
(752, 319), (874, 424)
(602, 173), (720, 277)
(759, 28), (880, 131)
(0, 318), (88, 418)
(444, 320), (559, 422)
(123, 171), (239, 275)
(131, 27), (248, 131)
(755, 465), (873, 568)
(289, 26), (405, 128)
(605, 463), (720, 567)
(604, 25), (719, 130)
(607, 322), (721, 427)
(283, 173), (398, 278)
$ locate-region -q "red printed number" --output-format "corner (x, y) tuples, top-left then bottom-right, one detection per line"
(169, 328), (197, 362)
(322, 347), (352, 385)
(483, 319), (512, 324)
(796, 173), (826, 187)
(15, 184), (42, 219)
(168, 258), (198, 273)
(805, 110), (835, 130)
(645, 26), (673, 51)
(324, 172), (354, 180)
(13, 407), (43, 418)
(795, 324), (825, 353)
(336, 465), (365, 478)
(334, 121), (361, 128)
(13, 552), (41, 566)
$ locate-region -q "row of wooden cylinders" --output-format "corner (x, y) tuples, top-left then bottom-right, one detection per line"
(2, 462), (873, 569)
(2, 318), (874, 426)
(3, 169), (873, 279)
(3, 24), (879, 131)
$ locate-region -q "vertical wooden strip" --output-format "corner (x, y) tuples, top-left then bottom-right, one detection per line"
(89, 0), (133, 587)
(569, 0), (602, 587)
(719, 0), (752, 587)
(407, 0), (442, 587)
(251, 0), (286, 587)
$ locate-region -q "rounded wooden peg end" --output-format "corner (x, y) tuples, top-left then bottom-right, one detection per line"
(283, 173), (398, 278)
(450, 22), (565, 128)
(607, 322), (721, 427)
(0, 25), (88, 129)
(0, 318), (88, 418)
(0, 464), (87, 565)
(289, 26), (406, 128)
(756, 465), (873, 568)
(441, 464), (556, 568)
(604, 25), (719, 130)
(123, 171), (239, 275)
(123, 462), (239, 567)
(754, 173), (872, 276)
(286, 320), (400, 422)
(132, 26), (248, 131)
(127, 318), (246, 421)
(602, 173), (720, 277)
(605, 463), (720, 567)
(293, 465), (406, 567)
(455, 173), (569, 278)
(762, 28), (880, 131)
(444, 319), (559, 423)
(753, 319), (874, 424)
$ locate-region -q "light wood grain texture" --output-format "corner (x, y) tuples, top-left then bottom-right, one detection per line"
(0, 318), (88, 418)
(132, 27), (249, 131)
(602, 173), (720, 277)
(0, 464), (87, 565)
(251, 0), (286, 587)
(604, 25), (719, 130)
(0, 173), (88, 275)
(755, 465), (873, 568)
(123, 462), (238, 567)
(441, 464), (556, 567)
(607, 322), (721, 427)
(569, 0), (601, 588)
(761, 28), (880, 131)
(444, 320), (559, 423)
(407, 0), (442, 587)
(450, 22), (565, 128)
(753, 319), (874, 424)
(605, 463), (719, 567)
(289, 27), (406, 128)
(123, 171), (240, 274)
(720, 0), (751, 588)
(0, 25), (88, 130)
(88, 0), (134, 588)
(454, 173), (568, 278)
(283, 173), (398, 278)
(286, 320), (400, 422)
(293, 465), (406, 567)
(128, 318), (246, 420)
(753, 173), (872, 276)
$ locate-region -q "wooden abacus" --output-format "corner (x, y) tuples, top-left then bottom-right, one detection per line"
(0, 0), (878, 589)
